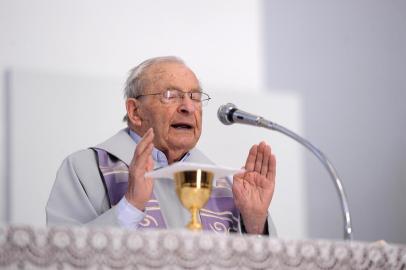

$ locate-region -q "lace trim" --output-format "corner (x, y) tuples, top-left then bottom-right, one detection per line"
(0, 225), (405, 269)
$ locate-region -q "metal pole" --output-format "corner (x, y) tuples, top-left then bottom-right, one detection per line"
(257, 117), (353, 240)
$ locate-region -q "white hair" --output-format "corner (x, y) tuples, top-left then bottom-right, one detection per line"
(124, 56), (185, 99)
(123, 56), (186, 121)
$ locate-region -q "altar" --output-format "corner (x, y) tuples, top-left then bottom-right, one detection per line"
(1, 225), (405, 269)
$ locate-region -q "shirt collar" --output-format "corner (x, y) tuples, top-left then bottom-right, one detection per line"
(128, 129), (190, 168)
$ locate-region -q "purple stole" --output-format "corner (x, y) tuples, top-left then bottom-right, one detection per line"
(92, 148), (239, 233)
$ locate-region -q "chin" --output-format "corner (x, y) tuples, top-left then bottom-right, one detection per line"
(170, 138), (198, 151)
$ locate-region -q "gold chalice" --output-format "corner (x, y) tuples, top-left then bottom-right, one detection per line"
(174, 169), (214, 231)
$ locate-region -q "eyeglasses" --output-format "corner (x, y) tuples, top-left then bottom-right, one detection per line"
(135, 89), (211, 106)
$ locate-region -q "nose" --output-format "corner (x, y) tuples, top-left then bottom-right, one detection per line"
(178, 94), (196, 114)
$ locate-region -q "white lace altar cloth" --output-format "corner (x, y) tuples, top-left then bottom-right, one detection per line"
(0, 225), (405, 269)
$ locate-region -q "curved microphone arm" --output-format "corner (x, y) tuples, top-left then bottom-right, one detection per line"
(255, 117), (353, 240)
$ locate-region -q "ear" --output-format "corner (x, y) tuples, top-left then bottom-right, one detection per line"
(125, 98), (142, 127)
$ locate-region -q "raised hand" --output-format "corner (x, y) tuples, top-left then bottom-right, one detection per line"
(125, 128), (155, 210)
(232, 141), (276, 234)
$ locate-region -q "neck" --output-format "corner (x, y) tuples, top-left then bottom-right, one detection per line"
(163, 149), (188, 164)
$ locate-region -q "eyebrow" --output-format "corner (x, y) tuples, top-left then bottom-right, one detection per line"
(165, 85), (203, 92)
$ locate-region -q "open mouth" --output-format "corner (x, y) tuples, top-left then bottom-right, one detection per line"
(171, 123), (193, 130)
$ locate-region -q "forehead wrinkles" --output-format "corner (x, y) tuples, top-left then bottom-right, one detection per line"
(145, 63), (200, 92)
(150, 68), (168, 86)
(141, 65), (172, 93)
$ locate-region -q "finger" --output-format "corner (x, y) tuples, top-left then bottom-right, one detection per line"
(260, 144), (271, 176)
(254, 141), (266, 173)
(133, 128), (154, 158)
(136, 139), (154, 161)
(138, 128), (154, 151)
(145, 155), (155, 181)
(266, 154), (276, 181)
(128, 141), (154, 188)
(245, 144), (258, 171)
(131, 131), (154, 168)
(129, 142), (154, 177)
(135, 142), (154, 171)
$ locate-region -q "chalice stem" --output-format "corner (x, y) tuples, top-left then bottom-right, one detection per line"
(188, 207), (202, 231)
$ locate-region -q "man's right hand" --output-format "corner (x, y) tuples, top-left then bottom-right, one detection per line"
(125, 128), (155, 211)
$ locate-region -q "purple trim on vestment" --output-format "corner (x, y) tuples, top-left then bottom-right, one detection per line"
(200, 196), (239, 232)
(92, 148), (239, 232)
(93, 148), (167, 229)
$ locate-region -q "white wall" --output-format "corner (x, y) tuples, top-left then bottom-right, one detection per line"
(0, 0), (264, 89)
(0, 0), (266, 223)
(264, 1), (406, 243)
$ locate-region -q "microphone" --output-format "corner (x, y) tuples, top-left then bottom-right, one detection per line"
(216, 102), (353, 240)
(217, 103), (272, 128)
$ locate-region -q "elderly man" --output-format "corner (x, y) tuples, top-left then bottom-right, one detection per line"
(46, 56), (277, 235)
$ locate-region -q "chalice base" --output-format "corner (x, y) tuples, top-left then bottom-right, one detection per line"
(187, 221), (202, 231)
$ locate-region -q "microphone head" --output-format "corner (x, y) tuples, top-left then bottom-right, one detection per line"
(217, 103), (237, 125)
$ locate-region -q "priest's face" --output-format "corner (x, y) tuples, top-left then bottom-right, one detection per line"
(133, 62), (203, 162)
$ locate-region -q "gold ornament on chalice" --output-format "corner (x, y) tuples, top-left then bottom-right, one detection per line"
(174, 169), (214, 231)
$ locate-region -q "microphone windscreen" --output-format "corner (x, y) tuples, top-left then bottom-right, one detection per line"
(217, 103), (237, 125)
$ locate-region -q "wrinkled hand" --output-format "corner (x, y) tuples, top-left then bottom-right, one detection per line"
(125, 128), (155, 211)
(233, 141), (276, 234)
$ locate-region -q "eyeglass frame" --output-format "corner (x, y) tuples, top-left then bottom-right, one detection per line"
(134, 89), (211, 106)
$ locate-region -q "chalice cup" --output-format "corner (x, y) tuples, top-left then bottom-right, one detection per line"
(174, 169), (214, 231)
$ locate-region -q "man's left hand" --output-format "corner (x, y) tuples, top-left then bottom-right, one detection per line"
(232, 141), (276, 234)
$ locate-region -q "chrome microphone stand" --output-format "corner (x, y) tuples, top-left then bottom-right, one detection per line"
(264, 120), (352, 240)
(219, 104), (353, 240)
